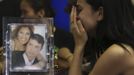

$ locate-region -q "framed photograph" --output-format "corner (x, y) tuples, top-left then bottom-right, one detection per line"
(3, 18), (54, 75)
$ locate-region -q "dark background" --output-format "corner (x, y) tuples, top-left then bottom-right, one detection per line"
(0, 0), (70, 46)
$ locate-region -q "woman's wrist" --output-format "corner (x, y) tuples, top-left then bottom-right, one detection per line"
(73, 46), (84, 57)
(75, 44), (85, 51)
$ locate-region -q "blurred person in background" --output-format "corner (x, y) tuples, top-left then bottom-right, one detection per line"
(0, 0), (54, 74)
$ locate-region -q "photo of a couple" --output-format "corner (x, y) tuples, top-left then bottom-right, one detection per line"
(10, 24), (48, 71)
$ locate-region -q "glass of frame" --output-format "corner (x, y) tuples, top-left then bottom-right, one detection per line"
(3, 17), (54, 75)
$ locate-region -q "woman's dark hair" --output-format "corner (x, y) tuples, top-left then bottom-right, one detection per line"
(65, 0), (134, 70)
(12, 25), (34, 40)
(22, 0), (54, 17)
(96, 0), (134, 53)
(65, 0), (102, 13)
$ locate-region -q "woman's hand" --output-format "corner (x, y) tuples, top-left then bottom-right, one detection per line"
(70, 6), (88, 48)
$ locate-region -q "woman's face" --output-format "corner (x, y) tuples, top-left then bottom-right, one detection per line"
(20, 0), (38, 18)
(17, 27), (31, 45)
(76, 0), (103, 33)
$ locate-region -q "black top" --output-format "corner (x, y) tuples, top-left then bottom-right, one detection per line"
(12, 51), (38, 69)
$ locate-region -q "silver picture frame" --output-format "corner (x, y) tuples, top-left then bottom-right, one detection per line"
(3, 17), (54, 75)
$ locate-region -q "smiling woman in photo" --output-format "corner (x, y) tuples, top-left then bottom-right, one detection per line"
(11, 25), (34, 51)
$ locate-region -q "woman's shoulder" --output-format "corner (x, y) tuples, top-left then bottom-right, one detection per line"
(101, 44), (128, 61)
(100, 44), (134, 68)
(106, 44), (134, 56)
(90, 44), (132, 75)
(98, 44), (133, 67)
(106, 44), (134, 75)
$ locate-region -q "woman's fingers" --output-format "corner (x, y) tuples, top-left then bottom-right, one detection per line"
(73, 6), (77, 25)
(70, 6), (75, 32)
(70, 6), (87, 41)
(77, 20), (86, 33)
(70, 6), (74, 22)
(70, 7), (88, 47)
(70, 6), (80, 34)
(77, 20), (88, 42)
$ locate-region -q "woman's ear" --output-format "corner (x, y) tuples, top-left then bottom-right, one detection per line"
(37, 9), (45, 18)
(96, 7), (103, 21)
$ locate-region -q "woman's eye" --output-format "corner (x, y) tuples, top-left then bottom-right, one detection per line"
(19, 32), (23, 34)
(76, 5), (83, 14)
(26, 33), (30, 36)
